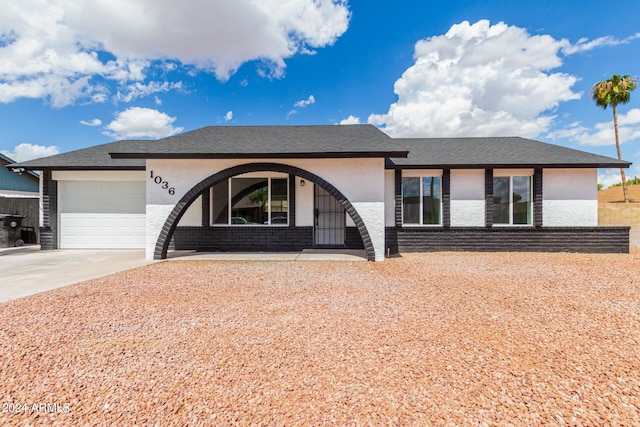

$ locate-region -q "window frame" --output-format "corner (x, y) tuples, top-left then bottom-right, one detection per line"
(492, 173), (533, 226)
(401, 172), (443, 226)
(210, 173), (289, 226)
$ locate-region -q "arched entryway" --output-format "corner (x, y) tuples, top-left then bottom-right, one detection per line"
(153, 162), (376, 261)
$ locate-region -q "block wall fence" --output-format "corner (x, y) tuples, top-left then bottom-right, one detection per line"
(599, 203), (640, 250)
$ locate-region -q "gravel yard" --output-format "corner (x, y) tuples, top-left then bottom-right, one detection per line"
(1, 252), (639, 426)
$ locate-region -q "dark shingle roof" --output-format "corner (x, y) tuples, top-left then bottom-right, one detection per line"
(10, 140), (145, 170)
(387, 137), (631, 169)
(109, 125), (406, 159)
(7, 127), (630, 171)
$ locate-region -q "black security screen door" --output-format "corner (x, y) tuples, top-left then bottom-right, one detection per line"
(314, 185), (345, 246)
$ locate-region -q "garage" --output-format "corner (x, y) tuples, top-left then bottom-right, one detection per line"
(59, 181), (146, 249)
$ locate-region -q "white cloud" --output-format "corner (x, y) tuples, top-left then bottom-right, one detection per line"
(368, 20), (580, 138)
(103, 107), (183, 139)
(548, 108), (640, 147)
(294, 95), (316, 108)
(0, 75), (109, 107)
(224, 111), (233, 122)
(115, 81), (183, 103)
(1, 143), (60, 162)
(80, 118), (102, 127)
(562, 33), (640, 55)
(600, 164), (640, 188)
(598, 169), (625, 188)
(288, 94), (315, 118)
(0, 0), (350, 105)
(339, 115), (361, 125)
(286, 109), (297, 119)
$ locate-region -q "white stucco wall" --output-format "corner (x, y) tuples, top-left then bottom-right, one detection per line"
(450, 169), (485, 227)
(145, 158), (387, 260)
(147, 204), (174, 258)
(296, 176), (314, 227)
(543, 168), (598, 226)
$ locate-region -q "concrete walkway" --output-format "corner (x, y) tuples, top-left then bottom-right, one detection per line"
(166, 249), (368, 262)
(0, 246), (151, 303)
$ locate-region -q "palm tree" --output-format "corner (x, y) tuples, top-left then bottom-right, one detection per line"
(590, 74), (636, 202)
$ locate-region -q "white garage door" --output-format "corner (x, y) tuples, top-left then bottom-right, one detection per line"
(60, 181), (146, 249)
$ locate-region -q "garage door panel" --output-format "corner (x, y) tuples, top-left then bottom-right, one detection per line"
(61, 181), (145, 214)
(59, 181), (146, 249)
(60, 214), (146, 249)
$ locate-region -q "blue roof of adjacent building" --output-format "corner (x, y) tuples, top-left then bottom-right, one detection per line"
(0, 153), (39, 192)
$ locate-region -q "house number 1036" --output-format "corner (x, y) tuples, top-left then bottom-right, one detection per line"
(149, 171), (175, 195)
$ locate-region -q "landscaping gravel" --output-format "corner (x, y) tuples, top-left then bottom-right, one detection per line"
(1, 252), (639, 426)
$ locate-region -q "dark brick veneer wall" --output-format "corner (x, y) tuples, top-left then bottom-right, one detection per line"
(174, 226), (364, 251)
(345, 227), (365, 249)
(40, 170), (58, 250)
(386, 226), (630, 254)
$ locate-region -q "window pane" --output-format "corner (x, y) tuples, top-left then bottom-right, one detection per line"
(402, 177), (420, 224)
(211, 179), (229, 224)
(231, 178), (268, 224)
(512, 176), (531, 225)
(270, 178), (288, 225)
(493, 177), (510, 224)
(422, 177), (441, 225)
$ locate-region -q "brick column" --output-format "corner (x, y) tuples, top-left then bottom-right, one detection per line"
(533, 168), (543, 227)
(395, 169), (402, 228)
(40, 170), (58, 250)
(288, 174), (296, 227)
(485, 169), (493, 228)
(201, 189), (211, 227)
(442, 169), (451, 228)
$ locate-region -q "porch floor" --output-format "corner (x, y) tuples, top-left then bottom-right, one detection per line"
(165, 248), (367, 262)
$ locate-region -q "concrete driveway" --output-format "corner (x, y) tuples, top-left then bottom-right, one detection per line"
(0, 247), (367, 303)
(0, 246), (152, 302)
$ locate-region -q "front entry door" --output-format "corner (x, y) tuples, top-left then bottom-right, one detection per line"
(314, 185), (345, 246)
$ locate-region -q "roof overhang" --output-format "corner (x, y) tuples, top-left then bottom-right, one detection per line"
(110, 151), (409, 160)
(385, 161), (633, 170)
(2, 163), (42, 178)
(5, 165), (146, 172)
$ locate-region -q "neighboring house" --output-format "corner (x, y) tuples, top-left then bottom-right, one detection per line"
(8, 125), (632, 261)
(0, 153), (39, 198)
(0, 153), (40, 245)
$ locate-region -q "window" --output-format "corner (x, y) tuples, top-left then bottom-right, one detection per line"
(211, 176), (288, 225)
(402, 176), (441, 225)
(493, 176), (531, 225)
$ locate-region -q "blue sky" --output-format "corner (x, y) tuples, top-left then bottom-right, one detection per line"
(1, 0), (639, 187)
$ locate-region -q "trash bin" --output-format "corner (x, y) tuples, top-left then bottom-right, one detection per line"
(21, 226), (37, 244)
(0, 214), (26, 247)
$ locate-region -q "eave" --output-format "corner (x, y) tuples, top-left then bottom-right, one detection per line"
(5, 165), (147, 172)
(385, 162), (633, 170)
(110, 151), (410, 160)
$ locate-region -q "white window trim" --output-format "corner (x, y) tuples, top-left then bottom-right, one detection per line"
(401, 175), (443, 227)
(402, 169), (443, 178)
(492, 175), (533, 227)
(210, 176), (290, 226)
(493, 168), (534, 177)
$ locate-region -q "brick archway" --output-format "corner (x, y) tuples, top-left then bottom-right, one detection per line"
(154, 162), (375, 261)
